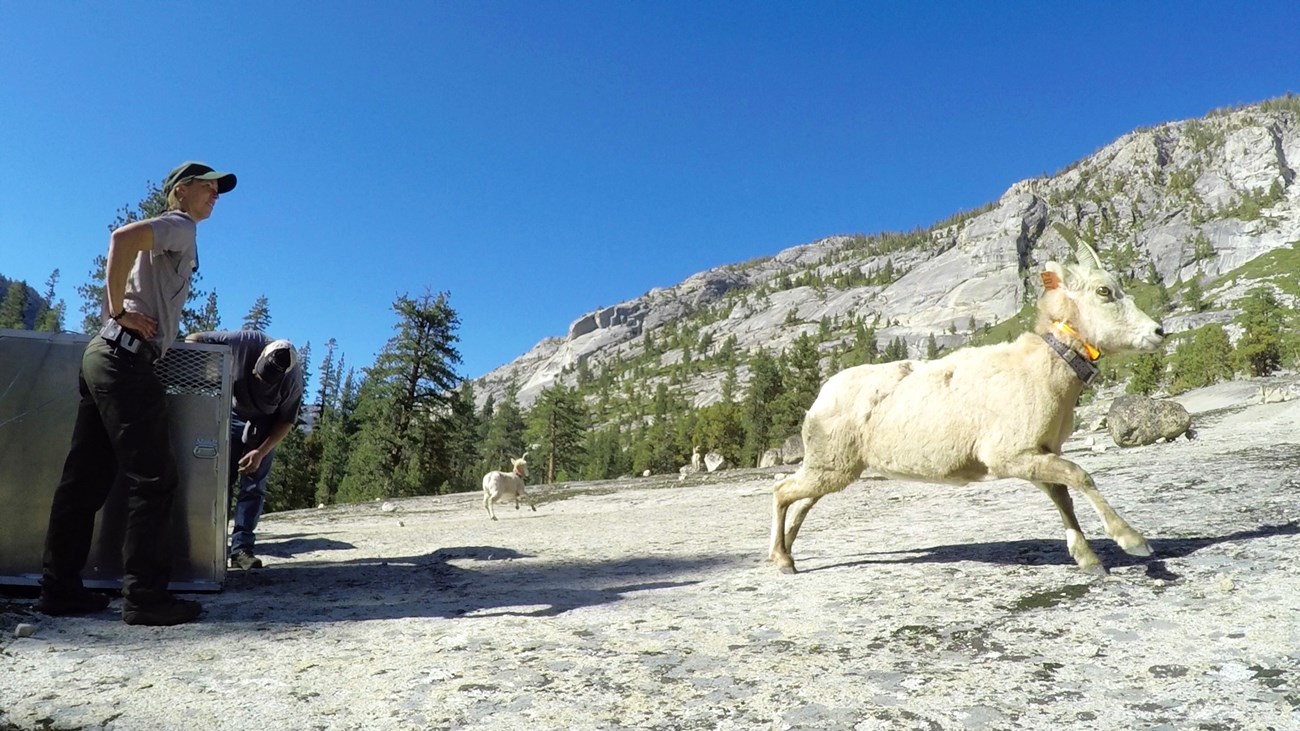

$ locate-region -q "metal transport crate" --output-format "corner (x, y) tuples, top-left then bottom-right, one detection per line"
(0, 328), (231, 591)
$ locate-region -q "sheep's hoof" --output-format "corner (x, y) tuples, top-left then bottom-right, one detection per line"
(770, 555), (798, 574)
(1118, 536), (1153, 557)
(1079, 561), (1109, 577)
(530, 506), (537, 512)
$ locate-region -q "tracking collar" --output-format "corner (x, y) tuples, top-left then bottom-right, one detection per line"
(1041, 331), (1100, 385)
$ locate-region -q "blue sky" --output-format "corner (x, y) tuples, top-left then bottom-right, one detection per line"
(2, 2), (1297, 384)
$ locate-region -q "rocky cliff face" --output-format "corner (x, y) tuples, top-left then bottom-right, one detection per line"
(476, 101), (1300, 409)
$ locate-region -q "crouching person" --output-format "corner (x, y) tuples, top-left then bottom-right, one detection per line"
(185, 331), (303, 570)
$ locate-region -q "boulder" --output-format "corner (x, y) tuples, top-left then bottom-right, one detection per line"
(704, 451), (727, 472)
(780, 435), (804, 465)
(759, 449), (782, 468)
(1107, 396), (1192, 447)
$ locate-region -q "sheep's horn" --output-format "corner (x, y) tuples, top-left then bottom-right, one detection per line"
(1076, 241), (1105, 271)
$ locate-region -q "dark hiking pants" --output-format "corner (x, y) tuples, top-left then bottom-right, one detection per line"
(42, 336), (178, 606)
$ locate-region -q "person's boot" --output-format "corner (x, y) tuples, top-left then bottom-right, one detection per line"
(121, 597), (202, 626)
(229, 550), (263, 570)
(35, 582), (112, 616)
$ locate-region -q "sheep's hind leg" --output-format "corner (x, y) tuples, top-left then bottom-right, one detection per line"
(1035, 482), (1106, 575)
(784, 496), (823, 552)
(769, 468), (853, 574)
(484, 493), (497, 521)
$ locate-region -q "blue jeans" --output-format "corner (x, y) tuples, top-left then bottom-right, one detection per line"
(228, 416), (275, 556)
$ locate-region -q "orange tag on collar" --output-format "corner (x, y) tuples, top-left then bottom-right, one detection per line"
(1053, 321), (1100, 360)
(1040, 271), (1061, 289)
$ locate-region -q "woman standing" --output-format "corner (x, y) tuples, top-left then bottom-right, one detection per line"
(38, 161), (236, 626)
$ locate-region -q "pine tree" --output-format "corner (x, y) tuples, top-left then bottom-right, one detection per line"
(477, 393), (496, 441)
(525, 383), (588, 483)
(771, 334), (821, 440)
(693, 399), (744, 467)
(479, 381), (527, 478)
(629, 382), (686, 475)
(1234, 287), (1285, 377)
(1125, 352), (1165, 395)
(315, 363), (358, 506)
(716, 335), (737, 367)
(187, 288), (221, 334)
(1181, 275), (1207, 313)
(338, 290), (463, 500)
(443, 382), (483, 492)
(263, 343), (316, 511)
(77, 255), (108, 334)
(312, 338), (344, 506)
(1191, 231), (1215, 262)
(1169, 324), (1234, 393)
(881, 336), (909, 363)
(581, 425), (629, 480)
(178, 272), (216, 337)
(925, 333), (941, 359)
(841, 321), (878, 367)
(0, 280), (29, 329)
(242, 295), (272, 331)
(740, 350), (783, 467)
(265, 425), (319, 512)
(296, 341), (313, 399)
(32, 270), (65, 332)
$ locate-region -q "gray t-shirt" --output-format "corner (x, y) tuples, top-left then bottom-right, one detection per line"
(189, 330), (305, 427)
(110, 210), (198, 355)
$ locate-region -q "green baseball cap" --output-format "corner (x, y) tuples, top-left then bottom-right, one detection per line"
(163, 161), (237, 196)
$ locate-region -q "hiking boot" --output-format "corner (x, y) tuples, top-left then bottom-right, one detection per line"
(229, 550), (263, 570)
(35, 585), (112, 616)
(121, 597), (202, 626)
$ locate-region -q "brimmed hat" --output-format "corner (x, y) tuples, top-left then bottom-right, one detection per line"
(254, 339), (297, 382)
(163, 161), (237, 196)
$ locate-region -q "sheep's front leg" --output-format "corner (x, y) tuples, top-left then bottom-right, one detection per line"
(1010, 454), (1151, 568)
(1034, 482), (1105, 575)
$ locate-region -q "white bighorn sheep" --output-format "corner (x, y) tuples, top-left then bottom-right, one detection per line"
(482, 457), (536, 520)
(769, 242), (1165, 576)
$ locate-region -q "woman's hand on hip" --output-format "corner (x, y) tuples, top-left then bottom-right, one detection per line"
(118, 311), (158, 339)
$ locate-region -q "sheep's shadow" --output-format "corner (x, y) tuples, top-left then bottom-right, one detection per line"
(193, 546), (737, 626)
(801, 521), (1299, 577)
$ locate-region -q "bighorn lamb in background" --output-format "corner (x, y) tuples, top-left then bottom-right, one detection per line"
(769, 242), (1165, 575)
(483, 457), (536, 520)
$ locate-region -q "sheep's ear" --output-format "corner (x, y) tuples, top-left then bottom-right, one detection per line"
(1042, 262), (1066, 290)
(1075, 241), (1104, 271)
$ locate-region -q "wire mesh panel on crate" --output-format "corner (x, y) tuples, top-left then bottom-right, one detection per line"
(0, 329), (233, 590)
(157, 345), (227, 398)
